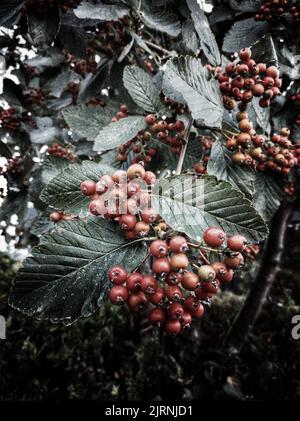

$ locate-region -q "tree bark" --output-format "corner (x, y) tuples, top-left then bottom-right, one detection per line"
(223, 202), (293, 352)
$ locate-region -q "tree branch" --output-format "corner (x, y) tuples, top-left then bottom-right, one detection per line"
(223, 202), (293, 352)
(175, 118), (194, 175)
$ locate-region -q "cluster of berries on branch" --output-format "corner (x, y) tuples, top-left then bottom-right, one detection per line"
(49, 212), (78, 223)
(0, 108), (21, 131)
(108, 227), (249, 335)
(255, 0), (300, 21)
(226, 111), (298, 175)
(80, 163), (159, 240)
(0, 157), (23, 178)
(90, 20), (131, 57)
(211, 48), (282, 110)
(112, 105), (187, 165)
(47, 143), (76, 162)
(192, 136), (213, 175)
(24, 88), (48, 106)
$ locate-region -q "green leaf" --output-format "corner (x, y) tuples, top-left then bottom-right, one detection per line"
(140, 3), (181, 37)
(151, 174), (268, 243)
(253, 173), (283, 220)
(152, 136), (203, 172)
(251, 34), (278, 66)
(163, 56), (223, 128)
(187, 0), (221, 66)
(9, 217), (147, 324)
(74, 1), (129, 21)
(123, 65), (166, 114)
(222, 18), (269, 53)
(62, 104), (116, 141)
(41, 155), (71, 185)
(94, 116), (147, 152)
(40, 160), (113, 215)
(207, 139), (256, 198)
(27, 5), (61, 50)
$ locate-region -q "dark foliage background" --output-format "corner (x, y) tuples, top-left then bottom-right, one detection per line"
(1, 0), (300, 401)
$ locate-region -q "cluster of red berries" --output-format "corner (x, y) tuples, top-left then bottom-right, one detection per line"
(162, 96), (187, 115)
(49, 212), (77, 223)
(24, 88), (48, 106)
(90, 20), (130, 57)
(144, 59), (155, 74)
(67, 55), (97, 77)
(213, 48), (281, 110)
(80, 163), (162, 239)
(0, 109), (20, 131)
(47, 143), (76, 162)
(284, 182), (295, 196)
(113, 108), (186, 165)
(110, 105), (156, 166)
(255, 0), (300, 21)
(192, 136), (213, 175)
(108, 227), (248, 335)
(244, 244), (260, 260)
(226, 112), (298, 174)
(0, 157), (23, 178)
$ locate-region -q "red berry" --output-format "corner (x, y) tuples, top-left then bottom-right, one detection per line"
(141, 208), (159, 223)
(181, 311), (192, 328)
(150, 240), (169, 258)
(165, 271), (182, 286)
(126, 272), (143, 292)
(112, 170), (127, 183)
(165, 319), (182, 335)
(203, 227), (226, 247)
(239, 48), (251, 61)
(202, 279), (220, 294)
(169, 236), (188, 253)
(174, 120), (185, 131)
(80, 180), (96, 196)
(166, 285), (183, 302)
(184, 296), (200, 311)
(128, 291), (147, 311)
(152, 257), (171, 274)
(168, 303), (184, 320)
(222, 269), (234, 283)
(50, 212), (62, 222)
(144, 171), (156, 185)
(211, 262), (227, 281)
(148, 287), (166, 305)
(195, 288), (213, 301)
(224, 253), (244, 269)
(197, 265), (216, 281)
(109, 285), (129, 304)
(170, 253), (189, 271)
(108, 266), (127, 285)
(134, 221), (150, 237)
(145, 114), (156, 125)
(190, 303), (205, 318)
(127, 163), (146, 180)
(119, 214), (137, 231)
(181, 272), (200, 291)
(227, 235), (247, 251)
(149, 308), (166, 325)
(141, 275), (157, 294)
(266, 66), (279, 79)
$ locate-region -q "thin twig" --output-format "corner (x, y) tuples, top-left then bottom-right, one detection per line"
(144, 39), (175, 56)
(175, 118), (194, 175)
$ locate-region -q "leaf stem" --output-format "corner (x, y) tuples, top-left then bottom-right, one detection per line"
(175, 118), (194, 175)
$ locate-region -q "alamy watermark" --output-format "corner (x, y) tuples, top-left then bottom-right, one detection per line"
(291, 315), (300, 340)
(0, 315), (6, 340)
(0, 55), (6, 95)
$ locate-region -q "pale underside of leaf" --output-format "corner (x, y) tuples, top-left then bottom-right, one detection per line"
(94, 116), (147, 152)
